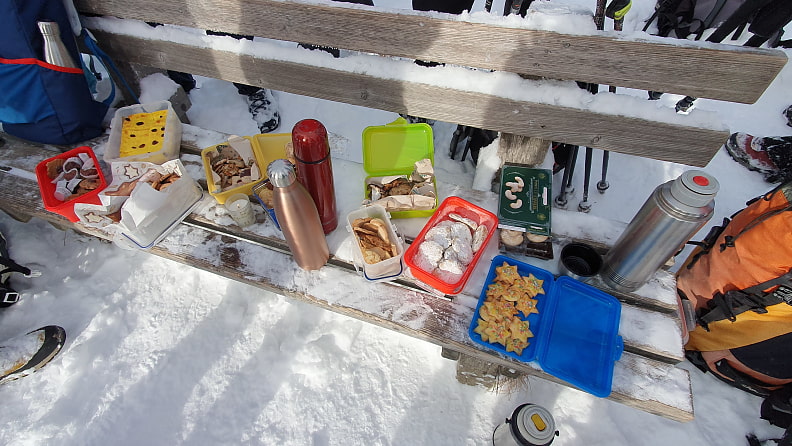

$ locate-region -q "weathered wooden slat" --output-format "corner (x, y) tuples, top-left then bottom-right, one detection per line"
(74, 0), (786, 103)
(88, 30), (728, 167)
(0, 201), (694, 421)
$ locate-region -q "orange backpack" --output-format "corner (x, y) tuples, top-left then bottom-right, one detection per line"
(676, 181), (792, 396)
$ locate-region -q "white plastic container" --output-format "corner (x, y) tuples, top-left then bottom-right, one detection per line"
(114, 160), (203, 250)
(346, 204), (404, 282)
(105, 100), (182, 164)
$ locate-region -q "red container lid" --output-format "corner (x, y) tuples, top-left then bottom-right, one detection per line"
(403, 196), (498, 295)
(35, 146), (107, 222)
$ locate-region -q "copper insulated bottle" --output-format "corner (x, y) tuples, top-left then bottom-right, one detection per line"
(291, 119), (338, 234)
(267, 159), (330, 270)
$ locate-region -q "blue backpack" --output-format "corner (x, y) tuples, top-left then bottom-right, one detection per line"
(0, 0), (119, 145)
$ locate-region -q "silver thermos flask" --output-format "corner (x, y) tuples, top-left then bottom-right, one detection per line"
(600, 170), (719, 293)
(267, 159), (330, 271)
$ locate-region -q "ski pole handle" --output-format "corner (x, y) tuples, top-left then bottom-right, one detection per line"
(605, 0), (632, 21)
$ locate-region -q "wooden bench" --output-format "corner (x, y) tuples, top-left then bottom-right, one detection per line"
(0, 131), (691, 421)
(4, 0), (787, 423)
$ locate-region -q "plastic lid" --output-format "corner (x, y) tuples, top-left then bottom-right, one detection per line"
(511, 404), (556, 446)
(267, 159), (296, 187)
(670, 170), (719, 207)
(362, 118), (434, 176)
(536, 276), (623, 398)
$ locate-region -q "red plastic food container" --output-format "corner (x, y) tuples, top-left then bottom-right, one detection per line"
(35, 146), (107, 222)
(404, 196), (498, 295)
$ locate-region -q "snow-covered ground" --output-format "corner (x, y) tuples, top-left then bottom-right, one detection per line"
(1, 0), (790, 444)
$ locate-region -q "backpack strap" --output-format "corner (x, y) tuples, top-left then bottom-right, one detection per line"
(79, 29), (140, 104)
(0, 256), (31, 307)
(685, 350), (775, 397)
(697, 271), (792, 328)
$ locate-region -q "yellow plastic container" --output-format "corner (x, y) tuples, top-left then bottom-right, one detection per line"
(361, 118), (436, 219)
(201, 133), (291, 204)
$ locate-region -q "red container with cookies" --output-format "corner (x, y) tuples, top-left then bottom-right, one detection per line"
(403, 196), (497, 295)
(35, 146), (107, 222)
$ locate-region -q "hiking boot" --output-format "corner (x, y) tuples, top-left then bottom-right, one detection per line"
(675, 96), (696, 113)
(784, 105), (792, 128)
(298, 43), (340, 58)
(399, 114), (435, 125)
(0, 230), (35, 308)
(0, 326), (66, 385)
(245, 89), (280, 133)
(724, 133), (792, 183)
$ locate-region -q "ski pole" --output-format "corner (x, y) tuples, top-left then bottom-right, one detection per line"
(554, 145), (579, 208)
(575, 0), (608, 211)
(597, 151), (610, 193)
(597, 0), (631, 194)
(578, 147), (594, 212)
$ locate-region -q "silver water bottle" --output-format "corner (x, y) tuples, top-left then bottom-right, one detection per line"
(38, 21), (79, 69)
(600, 170), (719, 293)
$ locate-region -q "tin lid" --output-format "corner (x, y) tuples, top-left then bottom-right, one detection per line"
(510, 404), (556, 446)
(362, 118), (434, 176)
(267, 159), (296, 188)
(670, 170), (719, 207)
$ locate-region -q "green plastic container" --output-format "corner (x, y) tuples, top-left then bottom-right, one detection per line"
(361, 118), (437, 219)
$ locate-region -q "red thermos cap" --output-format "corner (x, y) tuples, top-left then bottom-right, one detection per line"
(292, 119), (329, 163)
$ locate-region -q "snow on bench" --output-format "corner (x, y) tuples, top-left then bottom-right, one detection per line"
(0, 132), (693, 422)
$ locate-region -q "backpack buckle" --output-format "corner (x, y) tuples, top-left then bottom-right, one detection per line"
(2, 291), (19, 305)
(772, 286), (792, 305)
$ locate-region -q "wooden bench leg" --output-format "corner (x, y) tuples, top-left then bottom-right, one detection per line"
(0, 208), (32, 224)
(441, 347), (461, 361)
(497, 134), (551, 167)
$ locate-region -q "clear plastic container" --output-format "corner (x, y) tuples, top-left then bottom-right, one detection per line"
(346, 204), (404, 282)
(105, 100), (182, 165)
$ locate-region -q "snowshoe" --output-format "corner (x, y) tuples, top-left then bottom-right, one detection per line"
(0, 230), (34, 307)
(724, 133), (792, 183)
(246, 89), (281, 133)
(0, 326), (66, 385)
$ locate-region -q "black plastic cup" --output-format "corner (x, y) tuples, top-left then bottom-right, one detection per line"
(559, 242), (602, 281)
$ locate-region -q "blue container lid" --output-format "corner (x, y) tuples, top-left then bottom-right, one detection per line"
(468, 255), (623, 397)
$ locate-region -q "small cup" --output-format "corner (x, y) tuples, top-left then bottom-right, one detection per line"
(224, 193), (255, 227)
(559, 242), (602, 282)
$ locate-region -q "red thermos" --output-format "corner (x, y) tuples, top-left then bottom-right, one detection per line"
(291, 119), (338, 234)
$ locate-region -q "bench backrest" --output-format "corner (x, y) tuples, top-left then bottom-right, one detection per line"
(75, 0), (788, 167)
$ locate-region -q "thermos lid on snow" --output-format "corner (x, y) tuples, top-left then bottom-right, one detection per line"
(670, 170), (720, 208)
(267, 159), (296, 188)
